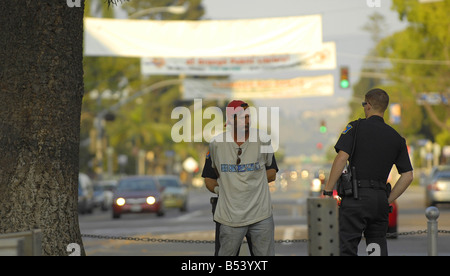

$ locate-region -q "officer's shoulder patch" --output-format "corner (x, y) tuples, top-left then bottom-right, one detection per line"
(206, 151), (210, 159)
(342, 124), (352, 134)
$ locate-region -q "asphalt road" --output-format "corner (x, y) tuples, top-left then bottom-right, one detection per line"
(79, 181), (450, 256)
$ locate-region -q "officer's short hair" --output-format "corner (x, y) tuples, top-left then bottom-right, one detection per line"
(365, 88), (389, 112)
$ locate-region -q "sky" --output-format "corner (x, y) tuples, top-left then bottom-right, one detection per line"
(201, 0), (408, 107)
(200, 0), (409, 157)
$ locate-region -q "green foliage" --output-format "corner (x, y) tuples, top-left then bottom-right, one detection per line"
(381, 0), (450, 142)
(80, 0), (206, 175)
(350, 0), (450, 147)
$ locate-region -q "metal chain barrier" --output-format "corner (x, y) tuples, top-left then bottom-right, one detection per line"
(81, 233), (308, 244)
(81, 234), (216, 244)
(82, 229), (450, 244)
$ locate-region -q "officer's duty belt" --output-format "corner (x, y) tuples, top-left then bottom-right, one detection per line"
(357, 179), (386, 190)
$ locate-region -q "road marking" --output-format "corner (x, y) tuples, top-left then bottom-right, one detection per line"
(175, 210), (204, 221)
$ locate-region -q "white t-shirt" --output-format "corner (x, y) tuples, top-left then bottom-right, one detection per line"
(209, 128), (274, 227)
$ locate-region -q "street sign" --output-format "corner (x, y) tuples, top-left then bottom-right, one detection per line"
(416, 92), (450, 105)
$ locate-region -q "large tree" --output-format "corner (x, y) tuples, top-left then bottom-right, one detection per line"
(0, 0), (86, 256)
(0, 0), (206, 256)
(376, 0), (450, 142)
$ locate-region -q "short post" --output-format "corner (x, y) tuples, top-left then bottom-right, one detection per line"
(425, 206), (439, 256)
(307, 198), (339, 256)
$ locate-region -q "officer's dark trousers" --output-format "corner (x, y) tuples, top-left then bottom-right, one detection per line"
(339, 188), (390, 256)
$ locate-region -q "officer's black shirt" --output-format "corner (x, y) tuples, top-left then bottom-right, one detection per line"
(335, 115), (413, 184)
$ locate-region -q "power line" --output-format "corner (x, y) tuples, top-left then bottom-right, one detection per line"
(340, 52), (450, 65)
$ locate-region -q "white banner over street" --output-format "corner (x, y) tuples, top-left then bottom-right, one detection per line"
(183, 75), (334, 100)
(84, 15), (322, 58)
(141, 42), (336, 75)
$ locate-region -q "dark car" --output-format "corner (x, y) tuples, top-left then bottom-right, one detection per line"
(112, 176), (165, 219)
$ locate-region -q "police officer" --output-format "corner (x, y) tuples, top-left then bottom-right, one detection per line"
(323, 88), (413, 256)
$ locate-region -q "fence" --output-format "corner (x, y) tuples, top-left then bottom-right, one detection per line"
(0, 229), (42, 256)
(1, 203), (449, 256)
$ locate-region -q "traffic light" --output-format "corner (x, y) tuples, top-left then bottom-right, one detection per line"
(339, 66), (350, 89)
(319, 120), (327, 133)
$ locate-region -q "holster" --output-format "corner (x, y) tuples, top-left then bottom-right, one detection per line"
(337, 171), (353, 198)
(210, 197), (218, 215)
(337, 167), (359, 199)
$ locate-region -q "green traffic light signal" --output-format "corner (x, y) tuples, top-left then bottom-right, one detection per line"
(339, 66), (350, 89)
(320, 120), (327, 133)
(340, 79), (349, 89)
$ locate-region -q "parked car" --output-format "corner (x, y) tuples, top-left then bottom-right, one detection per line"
(78, 173), (95, 214)
(387, 200), (398, 238)
(157, 175), (188, 212)
(426, 170), (450, 207)
(93, 179), (117, 211)
(112, 176), (165, 219)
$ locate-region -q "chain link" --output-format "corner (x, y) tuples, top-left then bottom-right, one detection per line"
(81, 234), (216, 244)
(82, 229), (450, 244)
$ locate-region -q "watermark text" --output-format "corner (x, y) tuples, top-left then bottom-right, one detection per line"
(67, 0), (81, 8)
(171, 99), (279, 153)
(367, 0), (381, 8)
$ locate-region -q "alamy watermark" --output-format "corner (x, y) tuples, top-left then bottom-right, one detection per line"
(67, 243), (81, 256)
(67, 0), (81, 8)
(366, 0), (381, 8)
(171, 99), (279, 153)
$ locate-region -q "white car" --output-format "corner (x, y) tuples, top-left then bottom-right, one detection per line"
(78, 173), (94, 214)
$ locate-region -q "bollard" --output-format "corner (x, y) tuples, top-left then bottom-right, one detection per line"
(425, 206), (439, 256)
(307, 198), (339, 256)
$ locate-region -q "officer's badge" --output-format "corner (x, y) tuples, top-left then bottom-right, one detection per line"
(342, 124), (352, 134)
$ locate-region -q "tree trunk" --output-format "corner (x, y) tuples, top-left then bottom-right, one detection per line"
(0, 0), (85, 255)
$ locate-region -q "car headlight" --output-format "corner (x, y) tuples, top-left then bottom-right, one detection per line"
(146, 196), (156, 205)
(311, 178), (322, 192)
(116, 198), (126, 206)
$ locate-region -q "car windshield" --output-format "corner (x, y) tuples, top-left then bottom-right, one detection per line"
(436, 172), (450, 181)
(117, 179), (157, 191)
(158, 178), (180, 188)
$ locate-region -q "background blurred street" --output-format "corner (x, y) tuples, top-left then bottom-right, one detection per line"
(80, 179), (450, 256)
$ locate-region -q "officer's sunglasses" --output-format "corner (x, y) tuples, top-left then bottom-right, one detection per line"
(361, 101), (370, 107)
(236, 147), (242, 165)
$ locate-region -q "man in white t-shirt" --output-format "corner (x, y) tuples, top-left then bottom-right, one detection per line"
(202, 100), (278, 256)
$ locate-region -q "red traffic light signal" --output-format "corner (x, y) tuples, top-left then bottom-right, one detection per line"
(340, 66), (350, 89)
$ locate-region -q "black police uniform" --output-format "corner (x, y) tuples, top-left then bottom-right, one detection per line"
(335, 115), (413, 256)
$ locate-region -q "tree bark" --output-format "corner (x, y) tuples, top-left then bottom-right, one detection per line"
(0, 0), (85, 255)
